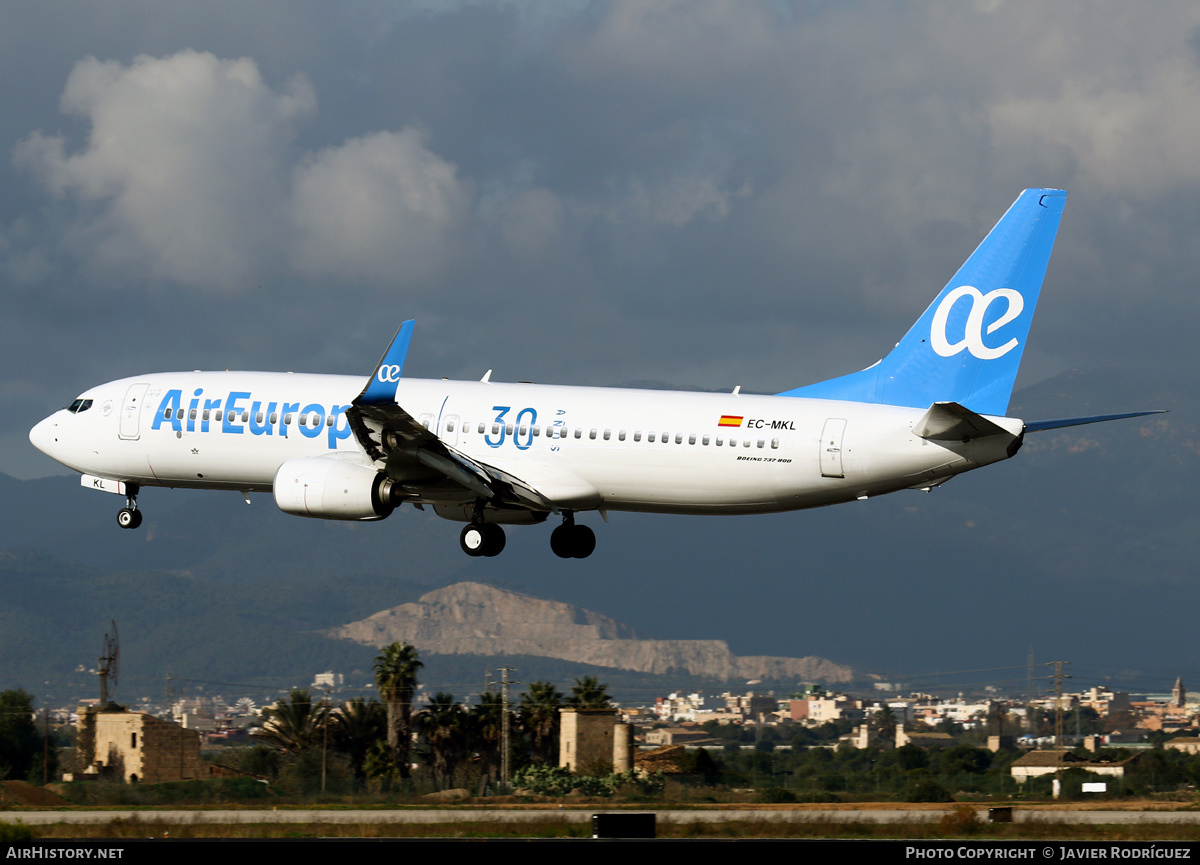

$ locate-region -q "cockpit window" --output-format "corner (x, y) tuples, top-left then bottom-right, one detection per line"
(67, 398), (93, 414)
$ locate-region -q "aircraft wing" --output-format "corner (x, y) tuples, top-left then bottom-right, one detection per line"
(345, 320), (570, 512)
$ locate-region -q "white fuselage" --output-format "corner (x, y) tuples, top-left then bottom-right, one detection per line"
(29, 371), (1023, 516)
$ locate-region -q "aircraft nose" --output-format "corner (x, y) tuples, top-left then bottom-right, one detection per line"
(29, 415), (58, 457)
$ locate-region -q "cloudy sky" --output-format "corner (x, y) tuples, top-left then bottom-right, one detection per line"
(5, 0), (1199, 481)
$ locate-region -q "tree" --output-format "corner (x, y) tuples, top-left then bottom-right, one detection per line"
(0, 690), (48, 783)
(417, 692), (468, 790)
(332, 698), (387, 783)
(254, 689), (327, 754)
(373, 642), (423, 779)
(567, 675), (611, 709)
(519, 681), (564, 765)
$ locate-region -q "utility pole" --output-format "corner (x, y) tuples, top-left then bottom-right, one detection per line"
(496, 666), (517, 788)
(1047, 661), (1071, 748)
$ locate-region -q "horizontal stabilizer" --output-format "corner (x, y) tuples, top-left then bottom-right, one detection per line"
(1024, 410), (1165, 433)
(913, 401), (1013, 442)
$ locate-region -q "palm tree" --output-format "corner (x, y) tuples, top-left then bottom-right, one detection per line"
(373, 642), (422, 779)
(255, 689), (327, 754)
(417, 692), (468, 790)
(567, 675), (611, 709)
(519, 681), (563, 765)
(331, 697), (387, 783)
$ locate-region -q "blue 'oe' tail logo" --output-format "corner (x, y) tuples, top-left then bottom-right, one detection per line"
(779, 188), (1067, 417)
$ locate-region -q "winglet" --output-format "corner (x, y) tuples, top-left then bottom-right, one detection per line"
(354, 320), (415, 406)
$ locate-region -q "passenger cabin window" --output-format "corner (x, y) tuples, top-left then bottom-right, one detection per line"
(589, 429), (597, 440)
(574, 428), (582, 439)
(270, 413), (278, 424)
(702, 434), (710, 445)
(618, 430), (626, 441)
(688, 434), (696, 445)
(164, 408), (174, 419)
(674, 433), (683, 444)
(603, 429), (611, 441)
(478, 422), (486, 434)
(757, 439), (765, 448)
(283, 413), (294, 425)
(633, 431), (642, 442)
(446, 420), (455, 432)
(202, 409), (210, 421)
(648, 432), (656, 442)
(189, 409), (198, 421)
(771, 438), (779, 449)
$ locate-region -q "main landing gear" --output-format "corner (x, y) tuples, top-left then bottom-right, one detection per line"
(550, 512), (595, 559)
(457, 507), (596, 559)
(116, 488), (142, 530)
(460, 522), (506, 557)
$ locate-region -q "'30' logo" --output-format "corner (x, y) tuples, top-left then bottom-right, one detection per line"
(930, 286), (1024, 360)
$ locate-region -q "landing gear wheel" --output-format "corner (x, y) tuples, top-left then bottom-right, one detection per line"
(480, 523), (506, 557)
(551, 524), (595, 558)
(461, 523), (506, 557)
(460, 524), (486, 557)
(572, 524), (596, 558)
(117, 508), (142, 530)
(550, 525), (571, 558)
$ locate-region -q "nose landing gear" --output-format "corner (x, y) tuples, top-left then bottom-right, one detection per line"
(550, 512), (595, 559)
(116, 488), (142, 530)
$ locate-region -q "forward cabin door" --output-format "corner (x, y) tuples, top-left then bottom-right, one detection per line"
(119, 383), (150, 440)
(819, 418), (846, 478)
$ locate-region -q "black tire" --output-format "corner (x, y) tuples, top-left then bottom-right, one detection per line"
(129, 509), (143, 529)
(117, 508), (139, 530)
(550, 525), (573, 558)
(481, 523), (506, 557)
(572, 524), (596, 558)
(460, 524), (486, 557)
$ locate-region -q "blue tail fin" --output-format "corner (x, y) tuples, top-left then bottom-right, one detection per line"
(779, 189), (1067, 416)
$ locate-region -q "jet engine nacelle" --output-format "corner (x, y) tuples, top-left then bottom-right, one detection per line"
(274, 457), (394, 521)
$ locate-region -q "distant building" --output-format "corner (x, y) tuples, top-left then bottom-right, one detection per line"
(896, 729), (955, 749)
(1009, 750), (1134, 786)
(644, 726), (713, 747)
(69, 708), (204, 783)
(559, 709), (633, 774)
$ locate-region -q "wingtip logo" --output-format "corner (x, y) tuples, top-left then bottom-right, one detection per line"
(376, 364), (403, 384)
(930, 285), (1024, 360)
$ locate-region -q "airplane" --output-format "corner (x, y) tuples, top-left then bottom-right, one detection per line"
(29, 188), (1160, 559)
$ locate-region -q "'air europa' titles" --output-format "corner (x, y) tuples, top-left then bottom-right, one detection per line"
(150, 388), (352, 450)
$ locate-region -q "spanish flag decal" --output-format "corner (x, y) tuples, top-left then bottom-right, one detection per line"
(718, 415), (743, 427)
